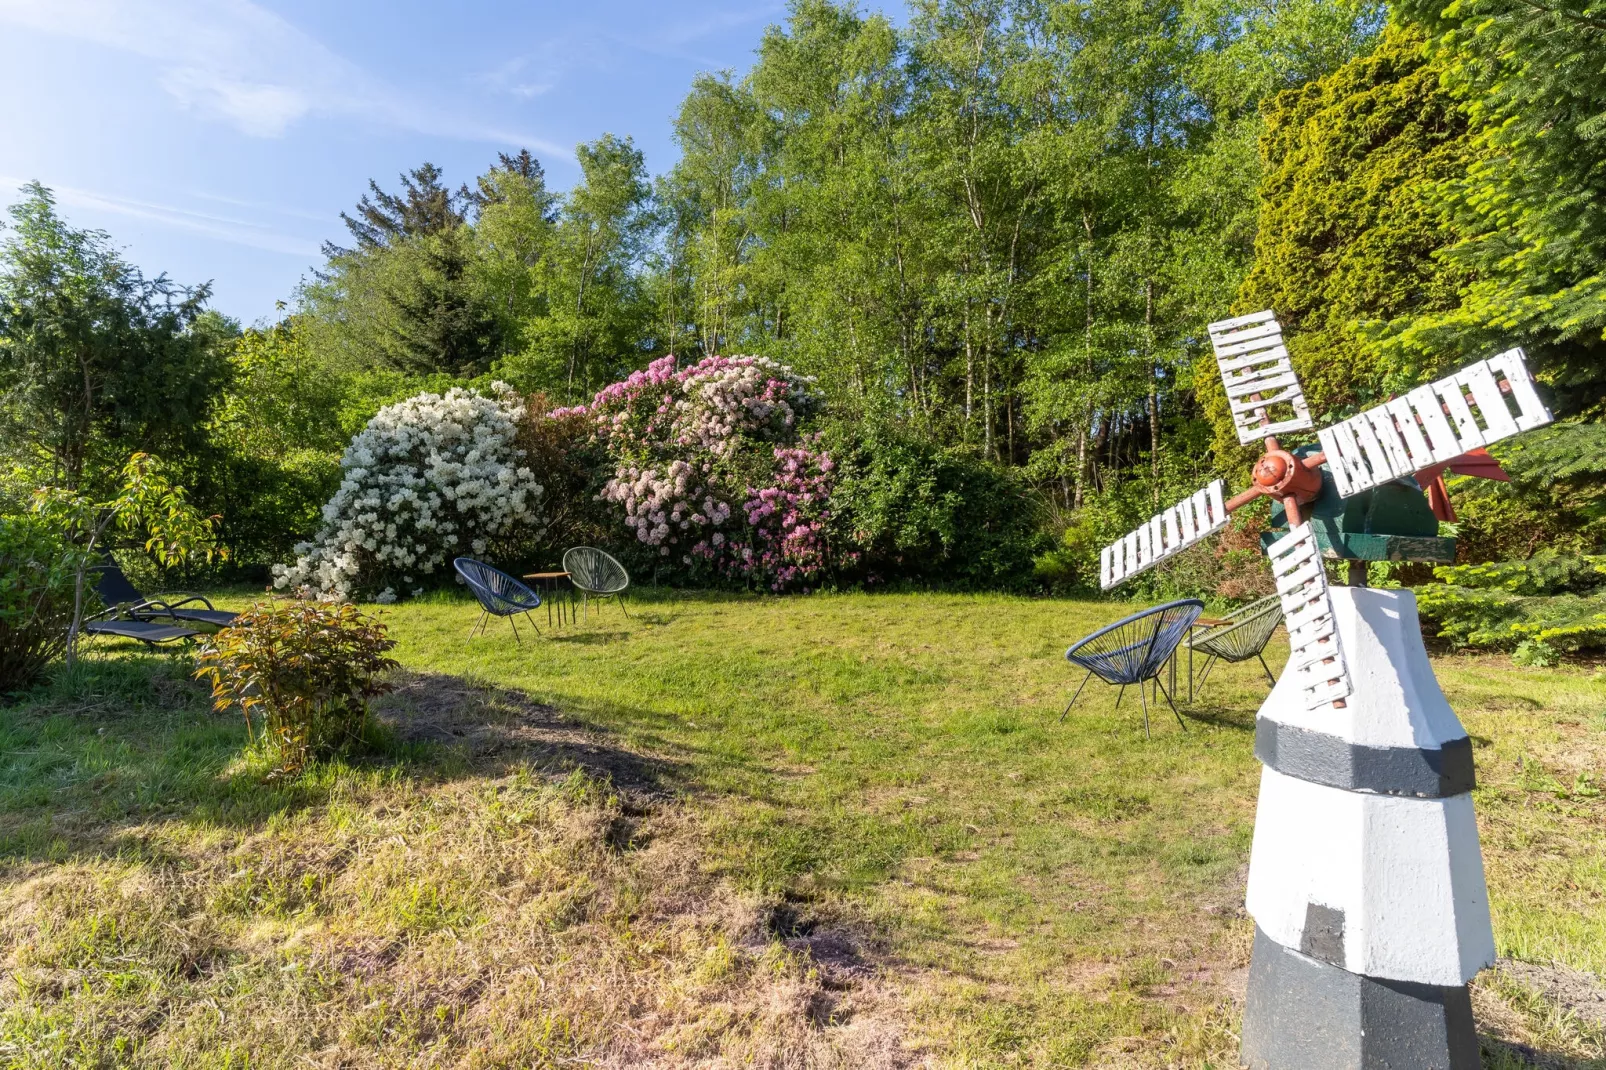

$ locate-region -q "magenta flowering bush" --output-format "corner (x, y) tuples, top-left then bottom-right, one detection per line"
(736, 444), (835, 588)
(558, 355), (833, 590)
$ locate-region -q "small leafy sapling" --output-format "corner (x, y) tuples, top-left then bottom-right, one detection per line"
(193, 601), (399, 775)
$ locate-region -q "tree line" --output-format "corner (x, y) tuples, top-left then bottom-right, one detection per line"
(4, 0), (1604, 588)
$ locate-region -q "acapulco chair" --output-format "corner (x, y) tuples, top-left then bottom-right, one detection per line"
(1187, 593), (1283, 699)
(1060, 599), (1204, 739)
(453, 557), (543, 644)
(562, 546), (631, 620)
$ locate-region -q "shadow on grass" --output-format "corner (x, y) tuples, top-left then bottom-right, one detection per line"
(546, 630), (631, 645)
(0, 654), (704, 868)
(373, 670), (694, 797)
(1177, 702), (1258, 733)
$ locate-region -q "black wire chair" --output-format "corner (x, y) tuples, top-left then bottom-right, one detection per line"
(562, 546), (631, 620)
(453, 557), (543, 644)
(1188, 594), (1283, 699)
(1061, 598), (1204, 739)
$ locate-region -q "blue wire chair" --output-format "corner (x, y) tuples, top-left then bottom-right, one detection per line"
(453, 557), (543, 644)
(1060, 599), (1204, 739)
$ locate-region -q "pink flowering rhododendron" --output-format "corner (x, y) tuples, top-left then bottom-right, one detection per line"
(562, 355), (833, 590)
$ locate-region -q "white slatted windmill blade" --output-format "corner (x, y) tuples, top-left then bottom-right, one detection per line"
(1095, 310), (1554, 712)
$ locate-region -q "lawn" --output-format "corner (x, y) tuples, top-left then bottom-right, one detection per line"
(1, 589), (1603, 1068)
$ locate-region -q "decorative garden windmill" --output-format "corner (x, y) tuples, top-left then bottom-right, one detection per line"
(1097, 310), (1553, 1070)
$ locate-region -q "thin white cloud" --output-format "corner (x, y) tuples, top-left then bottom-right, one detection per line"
(0, 0), (573, 160)
(659, 3), (786, 48)
(617, 2), (786, 66)
(1, 176), (322, 258)
(476, 57), (559, 101)
(182, 189), (335, 225)
(159, 68), (313, 139)
(480, 5), (784, 102)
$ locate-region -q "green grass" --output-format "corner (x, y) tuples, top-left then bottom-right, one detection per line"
(2, 588), (1603, 1067)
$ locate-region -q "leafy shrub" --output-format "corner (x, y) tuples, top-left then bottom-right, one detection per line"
(1435, 551), (1606, 597)
(196, 322), (344, 569)
(273, 384), (546, 602)
(514, 393), (611, 556)
(560, 354), (832, 590)
(825, 425), (1045, 590)
(0, 513), (86, 693)
(1416, 550), (1606, 664)
(194, 601), (399, 774)
(1451, 422), (1606, 563)
(193, 447), (341, 571)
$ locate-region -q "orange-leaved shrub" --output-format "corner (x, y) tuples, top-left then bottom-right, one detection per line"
(194, 601), (399, 774)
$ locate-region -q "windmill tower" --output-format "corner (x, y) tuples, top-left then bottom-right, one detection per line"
(1098, 310), (1553, 1069)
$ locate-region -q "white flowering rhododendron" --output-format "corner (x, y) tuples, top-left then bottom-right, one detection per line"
(274, 384), (544, 600)
(556, 354), (835, 591)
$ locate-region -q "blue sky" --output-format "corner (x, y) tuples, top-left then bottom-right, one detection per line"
(0, 0), (898, 325)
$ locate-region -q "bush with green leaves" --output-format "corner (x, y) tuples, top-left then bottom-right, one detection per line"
(825, 424), (1045, 590)
(193, 601), (399, 774)
(1416, 550), (1606, 666)
(1450, 422), (1606, 563)
(0, 512), (87, 693)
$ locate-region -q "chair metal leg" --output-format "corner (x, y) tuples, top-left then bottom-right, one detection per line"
(1137, 682), (1152, 741)
(525, 610), (542, 638)
(469, 610), (488, 638)
(1115, 684), (1126, 710)
(617, 593), (630, 618)
(508, 613), (522, 646)
(1258, 653), (1277, 686)
(1195, 655), (1219, 698)
(1060, 669), (1094, 723)
(1156, 676), (1188, 731)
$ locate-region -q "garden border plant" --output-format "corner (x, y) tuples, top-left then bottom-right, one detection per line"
(193, 600), (400, 775)
(1416, 549), (1606, 665)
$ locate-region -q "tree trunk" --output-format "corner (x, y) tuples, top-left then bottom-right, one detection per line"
(1074, 426), (1087, 508)
(1146, 279), (1160, 504)
(963, 303), (974, 427)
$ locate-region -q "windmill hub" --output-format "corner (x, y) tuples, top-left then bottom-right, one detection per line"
(1252, 448), (1322, 503)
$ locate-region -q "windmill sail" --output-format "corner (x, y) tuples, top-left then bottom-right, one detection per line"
(1317, 349), (1552, 498)
(1267, 523), (1352, 710)
(1209, 311), (1315, 446)
(1099, 480), (1230, 590)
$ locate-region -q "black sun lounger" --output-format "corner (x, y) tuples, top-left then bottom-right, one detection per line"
(83, 618), (202, 645)
(93, 560), (239, 628)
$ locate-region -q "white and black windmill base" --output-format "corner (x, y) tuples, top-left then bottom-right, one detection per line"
(1094, 310), (1553, 1070)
